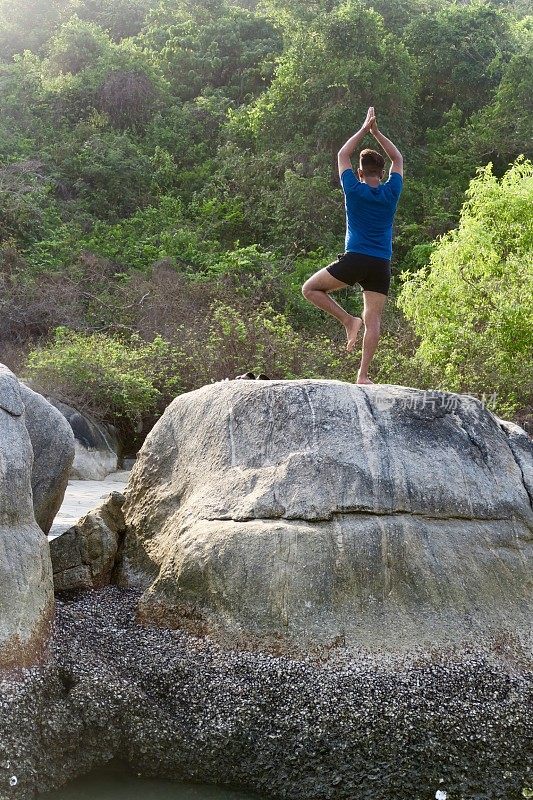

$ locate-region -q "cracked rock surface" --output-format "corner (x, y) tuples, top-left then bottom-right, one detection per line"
(50, 492), (126, 592)
(116, 380), (533, 653)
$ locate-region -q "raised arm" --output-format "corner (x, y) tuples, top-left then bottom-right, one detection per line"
(370, 121), (403, 177)
(337, 106), (376, 179)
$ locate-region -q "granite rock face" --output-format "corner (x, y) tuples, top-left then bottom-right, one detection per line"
(497, 418), (533, 504)
(0, 367), (57, 667)
(19, 384), (75, 534)
(50, 492), (126, 591)
(50, 400), (119, 480)
(117, 380), (533, 653)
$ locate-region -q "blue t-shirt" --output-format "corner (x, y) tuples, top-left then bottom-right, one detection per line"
(340, 168), (403, 261)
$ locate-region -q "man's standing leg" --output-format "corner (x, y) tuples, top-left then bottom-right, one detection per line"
(302, 269), (362, 351)
(357, 290), (387, 384)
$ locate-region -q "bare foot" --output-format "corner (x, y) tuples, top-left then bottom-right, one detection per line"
(356, 373), (374, 385)
(345, 316), (362, 352)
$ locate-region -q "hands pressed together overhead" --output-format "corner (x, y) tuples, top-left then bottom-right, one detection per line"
(362, 106), (378, 135)
(359, 108), (402, 173)
(338, 104), (402, 177)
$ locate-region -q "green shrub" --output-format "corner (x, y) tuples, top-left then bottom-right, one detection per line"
(26, 327), (184, 433)
(398, 158), (533, 417)
(175, 300), (363, 387)
(80, 195), (219, 271)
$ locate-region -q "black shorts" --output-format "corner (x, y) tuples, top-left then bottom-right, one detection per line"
(326, 251), (391, 295)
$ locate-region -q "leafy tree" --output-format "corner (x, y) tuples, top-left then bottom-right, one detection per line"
(0, 0), (151, 59)
(405, 2), (516, 128)
(0, 0), (67, 59)
(259, 0), (338, 28)
(139, 0), (281, 103)
(363, 0), (441, 33)
(0, 53), (57, 155)
(47, 119), (155, 220)
(489, 0), (532, 16)
(399, 158), (533, 416)
(0, 160), (59, 246)
(141, 93), (232, 201)
(468, 51), (533, 170)
(44, 14), (113, 75)
(243, 4), (416, 150)
(72, 0), (152, 41)
(395, 106), (479, 258)
(78, 195), (218, 269)
(40, 17), (166, 128)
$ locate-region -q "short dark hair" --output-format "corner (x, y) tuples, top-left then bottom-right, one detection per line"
(360, 149), (385, 177)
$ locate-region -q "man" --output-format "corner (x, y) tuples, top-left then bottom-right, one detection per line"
(302, 106), (403, 384)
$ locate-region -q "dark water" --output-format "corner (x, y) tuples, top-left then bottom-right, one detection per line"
(40, 761), (261, 800)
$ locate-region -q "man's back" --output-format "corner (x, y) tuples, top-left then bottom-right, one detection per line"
(301, 106), (404, 384)
(341, 168), (403, 261)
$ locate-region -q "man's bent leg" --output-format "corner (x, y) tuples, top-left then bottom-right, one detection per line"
(302, 268), (362, 352)
(357, 290), (387, 384)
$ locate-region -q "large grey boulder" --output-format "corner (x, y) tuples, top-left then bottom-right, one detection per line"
(50, 400), (119, 480)
(117, 380), (533, 654)
(20, 385), (76, 534)
(0, 367), (55, 667)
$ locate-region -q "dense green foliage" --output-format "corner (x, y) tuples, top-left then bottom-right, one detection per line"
(399, 159), (533, 417)
(0, 0), (531, 442)
(27, 328), (181, 435)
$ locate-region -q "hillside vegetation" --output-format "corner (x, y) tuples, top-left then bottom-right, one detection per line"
(0, 0), (531, 445)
